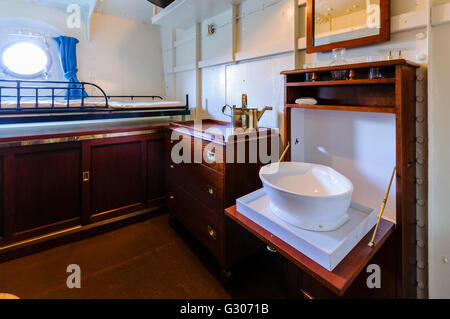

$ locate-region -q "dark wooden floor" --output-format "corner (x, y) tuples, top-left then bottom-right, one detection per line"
(0, 214), (285, 299)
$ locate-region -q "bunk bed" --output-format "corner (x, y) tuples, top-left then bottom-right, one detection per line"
(0, 79), (190, 124)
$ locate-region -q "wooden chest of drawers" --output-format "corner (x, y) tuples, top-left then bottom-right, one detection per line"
(166, 120), (279, 280)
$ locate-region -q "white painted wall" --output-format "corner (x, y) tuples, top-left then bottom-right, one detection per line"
(78, 13), (165, 97)
(428, 0), (450, 300)
(0, 0), (166, 97)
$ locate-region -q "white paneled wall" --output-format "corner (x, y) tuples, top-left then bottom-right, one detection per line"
(200, 9), (234, 64)
(236, 0), (295, 60)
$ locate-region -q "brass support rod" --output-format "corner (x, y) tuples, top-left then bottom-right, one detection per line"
(279, 142), (291, 163)
(368, 166), (397, 248)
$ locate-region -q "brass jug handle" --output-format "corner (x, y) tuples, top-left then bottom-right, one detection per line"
(222, 104), (233, 118)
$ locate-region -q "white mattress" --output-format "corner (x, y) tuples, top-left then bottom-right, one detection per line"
(108, 100), (185, 108)
(0, 98), (185, 109)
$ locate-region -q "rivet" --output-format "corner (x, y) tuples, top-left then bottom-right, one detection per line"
(416, 116), (424, 123)
(416, 96), (424, 103)
(417, 240), (425, 248)
(443, 257), (449, 264)
(416, 199), (425, 206)
(416, 136), (424, 144)
(416, 178), (424, 185)
(416, 219), (425, 227)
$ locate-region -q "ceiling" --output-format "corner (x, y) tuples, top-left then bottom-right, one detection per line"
(21, 0), (157, 23)
(94, 0), (156, 23)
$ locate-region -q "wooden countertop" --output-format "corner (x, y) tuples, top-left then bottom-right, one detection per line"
(280, 59), (419, 75)
(170, 119), (277, 145)
(225, 205), (395, 296)
(0, 118), (171, 144)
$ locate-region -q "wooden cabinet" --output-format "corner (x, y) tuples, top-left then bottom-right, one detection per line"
(279, 59), (418, 298)
(284, 234), (397, 299)
(166, 120), (279, 277)
(0, 126), (166, 260)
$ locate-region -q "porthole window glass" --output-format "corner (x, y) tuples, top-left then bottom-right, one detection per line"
(1, 42), (49, 77)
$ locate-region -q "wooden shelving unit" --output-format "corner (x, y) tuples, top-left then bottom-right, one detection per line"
(151, 0), (243, 29)
(285, 78), (396, 87)
(286, 104), (396, 114)
(280, 59), (419, 298)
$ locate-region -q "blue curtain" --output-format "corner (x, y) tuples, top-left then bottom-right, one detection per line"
(53, 36), (87, 99)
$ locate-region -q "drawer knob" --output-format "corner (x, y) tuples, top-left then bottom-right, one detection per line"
(170, 140), (174, 144)
(170, 165), (174, 169)
(206, 151), (216, 163)
(207, 225), (217, 240)
(207, 186), (215, 196)
(266, 245), (277, 253)
(169, 193), (175, 200)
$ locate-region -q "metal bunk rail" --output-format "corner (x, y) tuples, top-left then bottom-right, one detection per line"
(0, 79), (109, 110)
(0, 79), (190, 124)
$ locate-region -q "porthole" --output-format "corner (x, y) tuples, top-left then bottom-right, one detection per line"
(1, 41), (50, 78)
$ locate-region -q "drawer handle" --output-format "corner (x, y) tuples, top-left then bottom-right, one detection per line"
(82, 171), (90, 183)
(206, 151), (216, 163)
(300, 289), (314, 300)
(207, 225), (217, 240)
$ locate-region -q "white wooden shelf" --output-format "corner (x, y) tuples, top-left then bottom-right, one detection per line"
(152, 0), (243, 29)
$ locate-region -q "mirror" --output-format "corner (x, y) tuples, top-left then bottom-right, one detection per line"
(306, 0), (390, 53)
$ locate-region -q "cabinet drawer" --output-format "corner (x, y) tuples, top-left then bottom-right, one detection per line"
(167, 161), (223, 212)
(167, 183), (224, 263)
(166, 131), (224, 174)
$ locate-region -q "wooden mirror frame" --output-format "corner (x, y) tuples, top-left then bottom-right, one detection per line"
(306, 0), (390, 53)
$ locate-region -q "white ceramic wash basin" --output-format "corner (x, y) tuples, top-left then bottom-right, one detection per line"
(259, 162), (354, 232)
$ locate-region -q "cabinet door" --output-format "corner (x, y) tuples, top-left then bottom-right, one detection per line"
(1, 143), (82, 243)
(85, 136), (146, 223)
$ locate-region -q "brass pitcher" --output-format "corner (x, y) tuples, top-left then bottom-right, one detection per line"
(222, 94), (272, 129)
(222, 105), (273, 129)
